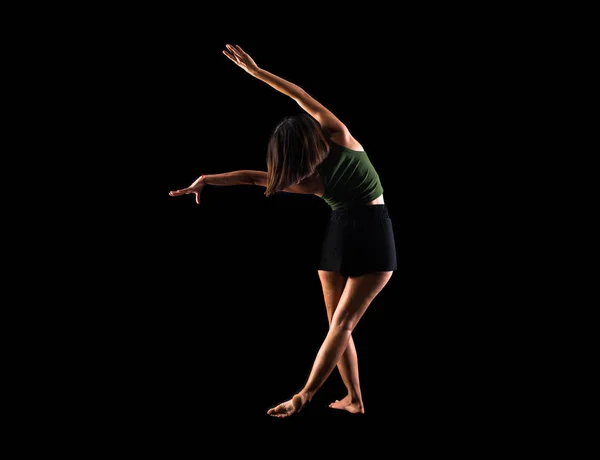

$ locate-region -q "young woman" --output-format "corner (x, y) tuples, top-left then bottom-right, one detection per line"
(169, 44), (397, 418)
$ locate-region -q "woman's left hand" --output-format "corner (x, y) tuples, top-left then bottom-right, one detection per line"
(169, 175), (205, 204)
(222, 44), (259, 75)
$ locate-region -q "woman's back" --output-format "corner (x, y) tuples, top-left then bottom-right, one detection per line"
(315, 141), (384, 210)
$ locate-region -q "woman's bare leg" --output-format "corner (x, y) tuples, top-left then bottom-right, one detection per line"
(267, 271), (393, 418)
(318, 270), (364, 414)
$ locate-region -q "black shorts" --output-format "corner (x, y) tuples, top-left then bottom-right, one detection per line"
(318, 204), (397, 277)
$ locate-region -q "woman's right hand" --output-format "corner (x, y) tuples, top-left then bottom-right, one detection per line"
(222, 44), (259, 75)
(169, 175), (205, 204)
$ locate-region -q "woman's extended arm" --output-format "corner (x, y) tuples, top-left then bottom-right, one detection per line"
(222, 44), (346, 135)
(200, 170), (265, 187)
(169, 169), (314, 204)
(169, 170), (266, 204)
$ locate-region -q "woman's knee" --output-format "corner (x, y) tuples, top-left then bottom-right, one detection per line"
(330, 311), (359, 332)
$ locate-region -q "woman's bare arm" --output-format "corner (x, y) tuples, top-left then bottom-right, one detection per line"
(169, 170), (257, 204)
(169, 170), (311, 204)
(201, 170), (269, 187)
(222, 44), (347, 135)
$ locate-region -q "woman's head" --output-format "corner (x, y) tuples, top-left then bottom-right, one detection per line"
(265, 113), (330, 197)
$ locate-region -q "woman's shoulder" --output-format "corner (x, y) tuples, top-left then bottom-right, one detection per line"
(328, 130), (364, 152)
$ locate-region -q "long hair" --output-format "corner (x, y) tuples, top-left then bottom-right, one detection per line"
(265, 113), (330, 197)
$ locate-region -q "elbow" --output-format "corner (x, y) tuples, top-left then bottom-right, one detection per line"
(292, 88), (309, 102)
(247, 171), (267, 187)
(244, 172), (255, 186)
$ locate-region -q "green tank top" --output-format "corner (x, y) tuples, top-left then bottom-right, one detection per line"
(316, 141), (384, 210)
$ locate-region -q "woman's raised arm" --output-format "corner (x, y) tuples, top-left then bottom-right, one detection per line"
(222, 44), (347, 136)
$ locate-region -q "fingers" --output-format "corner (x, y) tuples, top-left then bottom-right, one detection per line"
(169, 189), (202, 204)
(169, 188), (190, 196)
(223, 48), (243, 67)
(226, 44), (245, 61)
(222, 49), (236, 62)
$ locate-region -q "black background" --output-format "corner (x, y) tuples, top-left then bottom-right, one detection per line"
(41, 14), (518, 443)
(4, 2), (558, 450)
(128, 36), (409, 425)
(103, 34), (418, 429)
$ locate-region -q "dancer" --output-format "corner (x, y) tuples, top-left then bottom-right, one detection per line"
(169, 44), (397, 417)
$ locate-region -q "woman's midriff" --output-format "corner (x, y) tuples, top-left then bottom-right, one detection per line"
(305, 174), (384, 205)
(365, 195), (385, 205)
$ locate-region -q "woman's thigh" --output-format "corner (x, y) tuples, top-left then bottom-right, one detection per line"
(330, 271), (394, 331)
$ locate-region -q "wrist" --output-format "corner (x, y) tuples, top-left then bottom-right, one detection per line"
(194, 174), (206, 186)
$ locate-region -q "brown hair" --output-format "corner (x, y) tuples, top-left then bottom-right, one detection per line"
(265, 113), (330, 197)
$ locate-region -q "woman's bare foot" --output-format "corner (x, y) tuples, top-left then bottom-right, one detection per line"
(267, 392), (311, 418)
(329, 395), (365, 414)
